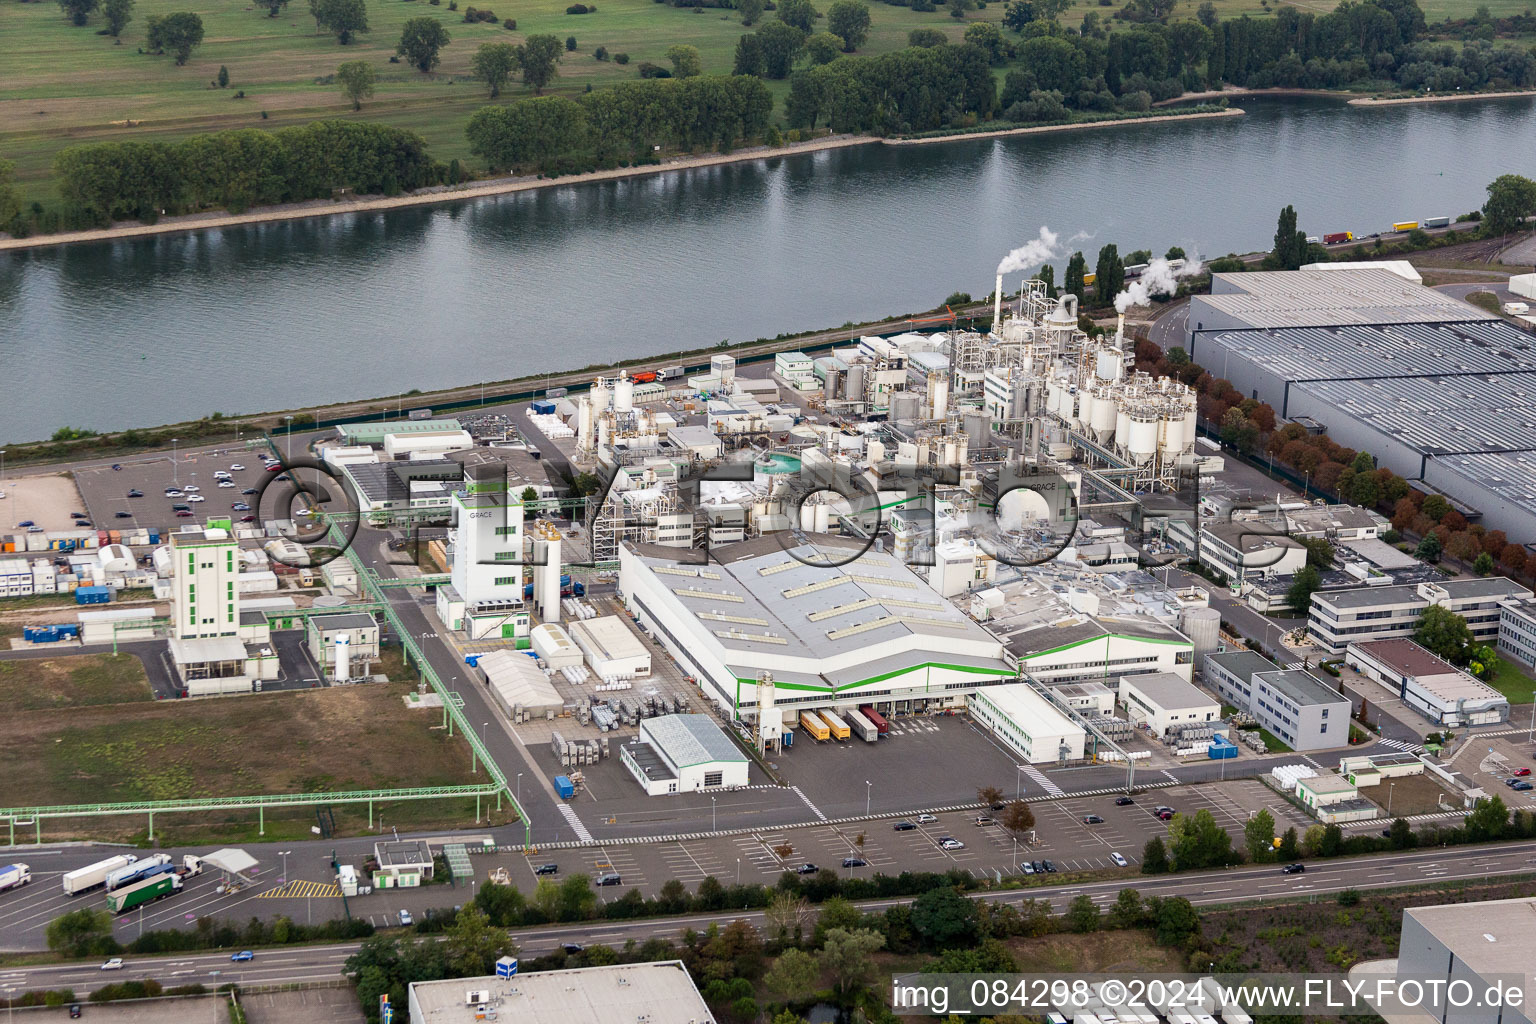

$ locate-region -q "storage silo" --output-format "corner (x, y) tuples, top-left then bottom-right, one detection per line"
(846, 364), (866, 404)
(1160, 400), (1187, 455)
(823, 369), (841, 402)
(614, 377), (635, 414)
(1091, 385), (1118, 441)
(1127, 403), (1161, 463)
(1096, 348), (1123, 383)
(1046, 381), (1064, 418)
(964, 410), (991, 444)
(890, 392), (920, 422)
(1115, 400), (1131, 448)
(1181, 606), (1222, 661)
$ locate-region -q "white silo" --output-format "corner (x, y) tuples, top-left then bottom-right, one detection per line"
(1046, 381), (1063, 418)
(930, 375), (949, 420)
(590, 380), (611, 415)
(1072, 388), (1091, 431)
(1091, 386), (1118, 441)
(1115, 401), (1131, 448)
(614, 377), (635, 414)
(801, 501), (818, 532)
(334, 633), (351, 683)
(1127, 403), (1161, 463)
(1181, 606), (1222, 661)
(534, 528), (562, 623)
(1160, 401), (1187, 455)
(576, 398), (594, 452)
(867, 439), (885, 464)
(815, 503), (831, 533)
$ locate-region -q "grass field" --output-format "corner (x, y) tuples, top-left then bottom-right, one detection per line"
(1488, 659), (1536, 704)
(0, 681), (491, 843)
(0, 653), (152, 711)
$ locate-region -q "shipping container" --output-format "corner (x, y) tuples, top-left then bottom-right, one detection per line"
(799, 711), (830, 741)
(107, 872), (182, 914)
(407, 408), (433, 420)
(1322, 231), (1353, 244)
(530, 399), (557, 415)
(1422, 216), (1450, 229)
(554, 775), (575, 799)
(1392, 221), (1419, 232)
(75, 586), (112, 605)
(844, 708), (879, 743)
(818, 709), (850, 741)
(858, 706), (890, 735)
(0, 864), (30, 893)
(62, 855), (137, 896)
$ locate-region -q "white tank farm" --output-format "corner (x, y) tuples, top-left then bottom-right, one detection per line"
(1091, 385), (1118, 438)
(1115, 405), (1131, 447)
(1160, 404), (1186, 454)
(614, 377), (635, 413)
(1127, 404), (1161, 462)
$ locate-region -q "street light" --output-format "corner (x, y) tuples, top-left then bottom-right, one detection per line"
(284, 416), (294, 462)
(865, 780), (871, 816)
(1016, 764), (1027, 800)
(1388, 782), (1396, 815)
(172, 438), (179, 486)
(736, 857), (741, 884)
(710, 795), (716, 831)
(517, 772), (523, 805)
(278, 849), (293, 885)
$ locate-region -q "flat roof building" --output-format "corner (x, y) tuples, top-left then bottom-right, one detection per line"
(406, 961), (714, 1024)
(569, 615), (651, 679)
(1204, 650), (1349, 751)
(967, 681), (1087, 765)
(621, 714), (750, 795)
(1345, 638), (1508, 727)
(373, 840), (433, 887)
(1118, 671), (1220, 737)
(1308, 578), (1531, 654)
(1396, 897), (1536, 1024)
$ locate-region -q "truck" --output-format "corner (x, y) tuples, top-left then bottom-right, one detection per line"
(107, 873), (183, 914)
(1322, 231), (1353, 244)
(105, 853), (172, 892)
(656, 366), (685, 380)
(858, 706), (890, 735)
(844, 708), (879, 743)
(176, 854), (206, 878)
(554, 775), (576, 800)
(799, 711), (830, 741)
(523, 576), (585, 599)
(818, 709), (851, 741)
(1422, 215), (1450, 229)
(1392, 220), (1419, 232)
(62, 855), (137, 896)
(0, 864), (31, 893)
(407, 408), (433, 420)
(629, 371), (658, 384)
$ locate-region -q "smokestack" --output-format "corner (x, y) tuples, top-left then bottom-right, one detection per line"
(993, 274), (1003, 334)
(1116, 313), (1125, 345)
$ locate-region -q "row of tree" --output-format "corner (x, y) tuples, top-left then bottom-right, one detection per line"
(782, 41), (996, 133)
(466, 74), (773, 172)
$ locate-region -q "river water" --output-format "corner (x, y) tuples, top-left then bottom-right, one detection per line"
(2, 95), (1534, 442)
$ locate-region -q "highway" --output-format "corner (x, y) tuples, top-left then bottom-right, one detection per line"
(3, 840), (1533, 994)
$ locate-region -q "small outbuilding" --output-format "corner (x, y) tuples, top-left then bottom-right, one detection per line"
(570, 615), (651, 678)
(621, 714), (749, 796)
(479, 648), (563, 716)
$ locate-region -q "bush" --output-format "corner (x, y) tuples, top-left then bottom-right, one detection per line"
(566, 34), (577, 48)
(566, 2), (592, 10)
(504, 17), (515, 27)
(612, 51), (629, 62)
(594, 44), (608, 58)
(637, 61), (671, 77)
(463, 6), (499, 20)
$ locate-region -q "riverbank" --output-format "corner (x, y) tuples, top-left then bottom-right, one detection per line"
(0, 106), (1245, 253)
(1348, 89), (1536, 105)
(886, 107), (1242, 146)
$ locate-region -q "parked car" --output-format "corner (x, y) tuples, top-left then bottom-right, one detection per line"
(231, 502), (251, 511)
(535, 863), (559, 875)
(230, 464), (245, 471)
(230, 951), (254, 962)
(398, 910), (413, 926)
(1115, 796), (1134, 806)
(70, 1005), (82, 1019)
(266, 464), (284, 472)
(127, 489), (143, 497)
(974, 816), (995, 826)
(176, 511), (195, 518)
(1020, 861), (1035, 874)
(796, 863), (819, 875)
(111, 464), (122, 471)
(242, 488), (258, 495)
(238, 515), (256, 522)
(1042, 860), (1057, 873)
(1110, 853), (1128, 867)
(916, 814), (938, 824)
(218, 481), (236, 489)
(115, 511), (133, 519)
(892, 822), (917, 831)
(1031, 860), (1046, 874)
(26, 525), (43, 532)
(1514, 768), (1531, 777)
(183, 485), (200, 492)
(69, 511), (86, 519)
(16, 520), (34, 528)
(841, 857), (867, 868)
(164, 489), (183, 498)
(100, 958), (124, 971)
(1083, 815), (1104, 824)
(939, 838), (965, 851)
(1283, 863), (1306, 874)
(187, 495), (205, 503)
(596, 873), (622, 886)
(1514, 781), (1534, 791)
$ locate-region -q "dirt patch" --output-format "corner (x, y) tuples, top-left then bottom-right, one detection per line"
(0, 472), (89, 532)
(1007, 929), (1187, 973)
(1360, 773), (1461, 816)
(0, 652), (151, 710)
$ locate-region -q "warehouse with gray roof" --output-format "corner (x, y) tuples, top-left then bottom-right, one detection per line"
(1186, 268), (1536, 540)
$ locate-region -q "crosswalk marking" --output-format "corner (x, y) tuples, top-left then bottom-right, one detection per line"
(1020, 764), (1064, 797)
(791, 785), (827, 821)
(558, 803), (594, 842)
(257, 879), (341, 899)
(1377, 738), (1422, 753)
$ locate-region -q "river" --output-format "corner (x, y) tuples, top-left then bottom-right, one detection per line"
(2, 95), (1533, 443)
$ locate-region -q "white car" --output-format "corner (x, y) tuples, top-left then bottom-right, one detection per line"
(183, 485), (200, 493)
(186, 494), (206, 503)
(940, 839), (965, 851)
(218, 481), (236, 488)
(1110, 852), (1129, 867)
(100, 958), (124, 971)
(916, 814), (938, 824)
(229, 464), (245, 471)
(165, 489), (184, 498)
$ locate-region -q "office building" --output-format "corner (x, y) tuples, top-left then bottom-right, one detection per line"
(1204, 651), (1349, 751)
(1345, 638), (1508, 727)
(1308, 578), (1531, 654)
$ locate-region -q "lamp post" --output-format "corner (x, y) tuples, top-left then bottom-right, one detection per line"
(284, 416), (294, 462)
(1016, 764), (1027, 800)
(1388, 782), (1396, 815)
(710, 795), (716, 831)
(865, 780), (871, 816)
(517, 772), (523, 805)
(736, 857), (741, 885)
(278, 849), (292, 885)
(172, 438), (179, 486)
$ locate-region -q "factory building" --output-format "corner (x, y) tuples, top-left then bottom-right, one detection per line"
(1186, 268), (1536, 539)
(621, 714), (751, 795)
(966, 681), (1087, 765)
(1203, 651), (1349, 751)
(569, 615), (651, 678)
(1396, 897), (1536, 1024)
(1344, 638), (1508, 727)
(1195, 520), (1308, 584)
(439, 467), (530, 642)
(618, 534), (1015, 738)
(1307, 578), (1531, 654)
(305, 612), (380, 682)
(171, 527), (240, 640)
(407, 961), (716, 1024)
(1117, 671), (1220, 736)
(478, 649), (563, 718)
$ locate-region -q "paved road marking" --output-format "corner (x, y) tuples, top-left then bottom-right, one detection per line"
(256, 880), (342, 899)
(558, 803), (594, 842)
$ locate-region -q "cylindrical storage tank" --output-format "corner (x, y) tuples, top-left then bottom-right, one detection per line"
(1181, 606), (1222, 661)
(1091, 387), (1118, 438)
(891, 392), (919, 422)
(942, 441), (959, 465)
(965, 410), (990, 444)
(590, 382), (611, 415)
(1076, 389), (1095, 431)
(815, 503), (831, 533)
(1184, 405), (1198, 441)
(1046, 381), (1063, 417)
(931, 377), (949, 420)
(334, 633), (351, 683)
(1115, 404), (1131, 448)
(1128, 405), (1160, 462)
(577, 399), (594, 450)
(800, 502), (817, 532)
(846, 364), (866, 403)
(824, 370), (841, 401)
(1160, 406), (1186, 454)
(614, 377), (635, 413)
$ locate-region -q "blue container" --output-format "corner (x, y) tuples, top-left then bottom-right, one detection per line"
(530, 400), (557, 415)
(464, 654), (482, 667)
(554, 775), (575, 800)
(57, 624), (80, 639)
(75, 585), (112, 605)
(1208, 737), (1238, 760)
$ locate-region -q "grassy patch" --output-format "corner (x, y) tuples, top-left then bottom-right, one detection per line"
(1465, 290), (1502, 314)
(1487, 659), (1536, 704)
(0, 682), (490, 842)
(1257, 727), (1293, 753)
(0, 652), (153, 710)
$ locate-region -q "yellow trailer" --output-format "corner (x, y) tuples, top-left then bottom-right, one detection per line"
(799, 711), (830, 741)
(819, 709), (851, 741)
(1392, 221), (1419, 232)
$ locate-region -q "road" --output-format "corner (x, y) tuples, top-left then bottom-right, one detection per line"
(4, 839), (1534, 993)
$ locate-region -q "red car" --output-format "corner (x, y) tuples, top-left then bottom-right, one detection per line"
(1515, 768), (1532, 777)
(265, 463), (284, 472)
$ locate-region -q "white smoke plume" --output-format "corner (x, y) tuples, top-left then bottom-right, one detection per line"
(1113, 253), (1204, 314)
(997, 226), (1061, 275)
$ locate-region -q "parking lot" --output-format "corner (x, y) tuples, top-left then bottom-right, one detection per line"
(1456, 727), (1536, 811)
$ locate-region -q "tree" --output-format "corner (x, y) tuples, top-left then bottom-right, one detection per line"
(1421, 494), (1452, 522)
(1387, 817), (1416, 849)
(46, 908), (118, 957)
(313, 0), (369, 43)
(826, 0), (870, 50)
(146, 12), (204, 64)
(909, 887), (978, 949)
(964, 21), (1003, 62)
(1066, 893), (1100, 932)
(777, 0), (818, 32)
(1415, 604), (1473, 663)
(262, 0), (290, 15)
(0, 160), (19, 228)
(1301, 537), (1335, 569)
(1153, 896), (1199, 945)
(473, 42), (519, 96)
(444, 904), (511, 976)
(1064, 251), (1087, 299)
(58, 0), (99, 26)
(1465, 795), (1509, 842)
(818, 928), (884, 998)
(977, 785), (1004, 807)
(1243, 807), (1276, 862)
(1481, 174), (1536, 237)
(1141, 836), (1169, 874)
(217, 64), (229, 87)
(756, 22), (805, 78)
(474, 881), (527, 926)
(517, 34), (563, 92)
(1319, 823), (1344, 857)
(1473, 551), (1495, 576)
(738, 0), (765, 24)
(948, 0), (973, 18)
(1107, 888), (1145, 929)
(764, 948), (818, 1001)
(733, 33), (765, 75)
(557, 873), (596, 920)
(1415, 532), (1443, 562)
(1170, 809), (1233, 870)
(1094, 243), (1124, 304)
(908, 26), (948, 46)
(1286, 568), (1322, 615)
(334, 59), (377, 109)
(764, 892), (812, 939)
(1196, 1), (1217, 27)
(1270, 204), (1307, 270)
(665, 43), (702, 78)
(1000, 799), (1035, 837)
(1276, 826), (1299, 861)
(804, 31), (844, 63)
(102, 0), (133, 37)
(398, 16), (451, 72)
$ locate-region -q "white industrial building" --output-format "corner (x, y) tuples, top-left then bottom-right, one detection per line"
(170, 527), (240, 640)
(382, 428), (474, 460)
(78, 607), (161, 645)
(1204, 651), (1349, 751)
(408, 961), (715, 1024)
(1117, 672), (1220, 736)
(619, 535), (1015, 739)
(530, 622), (583, 668)
(967, 682), (1086, 764)
(305, 612), (380, 681)
(1344, 638), (1508, 727)
(569, 615), (651, 678)
(478, 649), (563, 717)
(439, 468), (531, 642)
(1496, 594), (1536, 668)
(1196, 521), (1308, 583)
(1308, 578), (1531, 654)
(1396, 897), (1536, 1024)
(621, 714), (750, 795)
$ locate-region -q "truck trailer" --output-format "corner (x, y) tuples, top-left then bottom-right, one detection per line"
(844, 708), (879, 743)
(1392, 221), (1419, 232)
(107, 873), (183, 914)
(0, 864), (31, 893)
(858, 706), (890, 735)
(105, 853), (172, 892)
(818, 709), (851, 741)
(798, 711), (830, 741)
(62, 855), (138, 896)
(1322, 231), (1353, 245)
